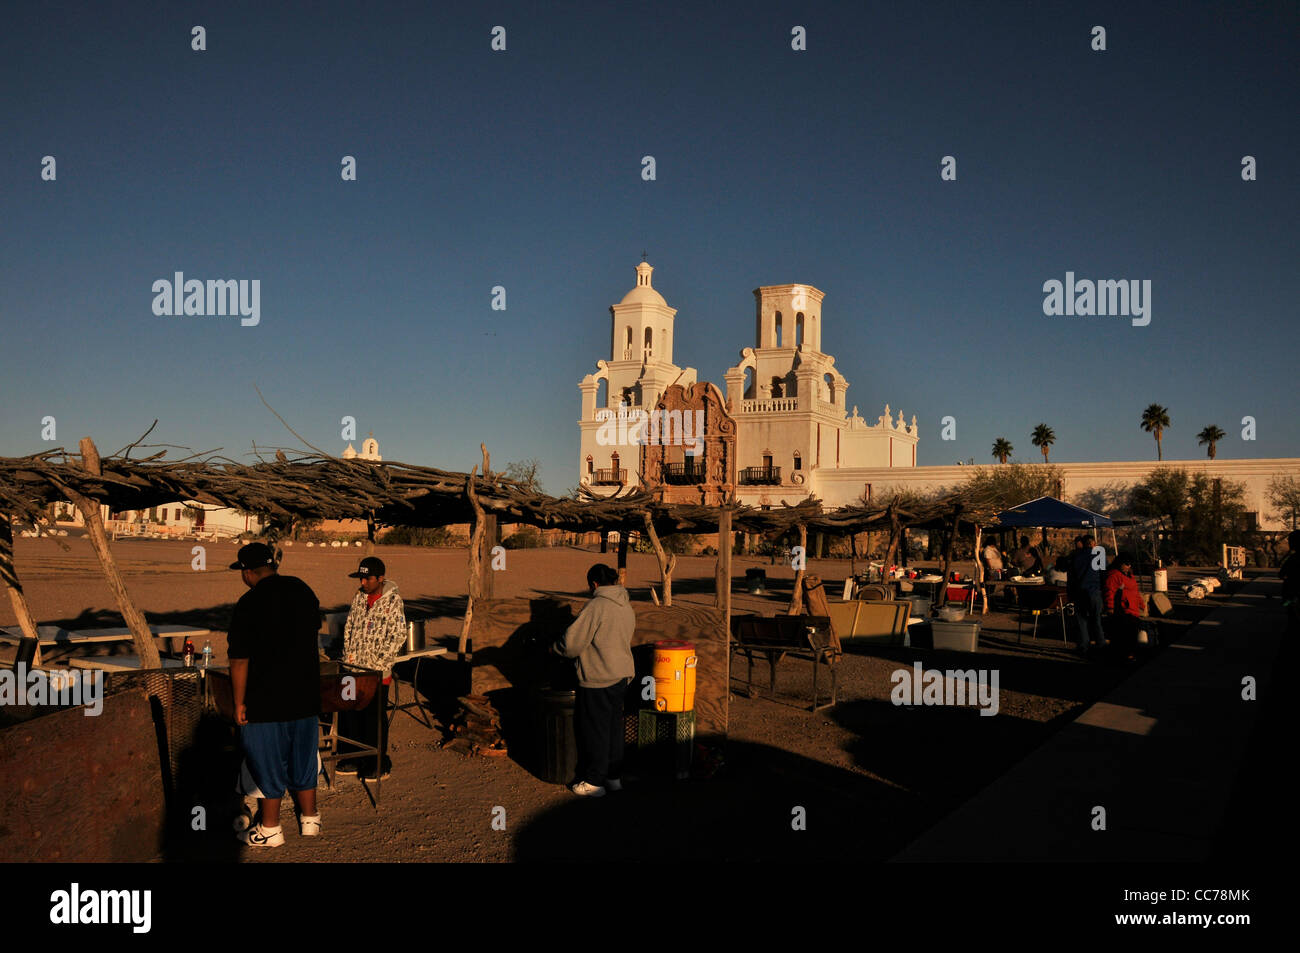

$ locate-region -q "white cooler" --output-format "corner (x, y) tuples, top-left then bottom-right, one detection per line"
(930, 620), (980, 652)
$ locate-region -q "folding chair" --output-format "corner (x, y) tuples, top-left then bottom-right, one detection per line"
(1017, 587), (1071, 643)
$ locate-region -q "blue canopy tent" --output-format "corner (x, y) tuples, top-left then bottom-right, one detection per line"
(990, 495), (1118, 562)
(993, 496), (1114, 530)
(973, 497), (1118, 615)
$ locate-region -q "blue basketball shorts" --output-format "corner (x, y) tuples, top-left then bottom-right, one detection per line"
(240, 715), (320, 799)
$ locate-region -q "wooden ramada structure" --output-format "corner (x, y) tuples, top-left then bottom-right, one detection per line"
(0, 437), (1008, 669)
(0, 436), (1018, 860)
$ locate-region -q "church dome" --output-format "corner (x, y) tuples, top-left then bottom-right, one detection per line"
(618, 261), (667, 306)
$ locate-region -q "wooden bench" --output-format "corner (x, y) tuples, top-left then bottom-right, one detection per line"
(730, 615), (840, 712)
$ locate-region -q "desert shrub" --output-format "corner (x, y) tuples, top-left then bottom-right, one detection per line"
(503, 527), (543, 549)
(380, 526), (464, 547)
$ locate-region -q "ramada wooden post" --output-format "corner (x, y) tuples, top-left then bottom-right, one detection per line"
(72, 437), (161, 668)
(881, 503), (902, 574)
(974, 522), (988, 615)
(480, 514), (498, 600)
(714, 506), (732, 628)
(0, 516), (42, 665)
(787, 522), (808, 614)
(641, 512), (676, 607)
(935, 503), (963, 609)
(459, 464), (485, 658)
(616, 529), (629, 585)
(478, 444), (497, 601)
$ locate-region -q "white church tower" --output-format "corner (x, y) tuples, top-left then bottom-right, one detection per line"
(723, 283), (917, 504)
(577, 260), (696, 494)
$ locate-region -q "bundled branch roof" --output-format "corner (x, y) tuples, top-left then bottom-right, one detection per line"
(0, 449), (992, 537)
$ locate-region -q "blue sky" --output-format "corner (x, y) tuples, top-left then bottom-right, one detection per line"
(2, 1), (1296, 493)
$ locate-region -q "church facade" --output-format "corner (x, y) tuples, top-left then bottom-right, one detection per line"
(577, 262), (1300, 531)
(577, 261), (918, 508)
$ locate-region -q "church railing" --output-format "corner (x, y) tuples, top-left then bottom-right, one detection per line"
(662, 461), (707, 485)
(740, 397), (799, 413)
(738, 466), (782, 486)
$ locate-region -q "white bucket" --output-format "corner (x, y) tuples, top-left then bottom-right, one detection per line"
(1153, 569), (1168, 592)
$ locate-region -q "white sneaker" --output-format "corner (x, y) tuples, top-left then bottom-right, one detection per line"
(570, 781), (606, 798)
(237, 823), (284, 847)
(232, 796), (259, 831)
(298, 814), (321, 837)
(605, 779), (623, 792)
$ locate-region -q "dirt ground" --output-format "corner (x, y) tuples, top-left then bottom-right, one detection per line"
(1, 536), (1223, 862)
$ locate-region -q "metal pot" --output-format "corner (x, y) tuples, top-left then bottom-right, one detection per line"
(404, 618), (426, 654)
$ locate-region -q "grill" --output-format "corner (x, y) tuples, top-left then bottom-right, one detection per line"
(103, 669), (204, 787)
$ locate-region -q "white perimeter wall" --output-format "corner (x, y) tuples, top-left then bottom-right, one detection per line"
(813, 457), (1300, 531)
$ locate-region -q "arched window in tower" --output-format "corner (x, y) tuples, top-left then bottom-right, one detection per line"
(596, 379), (608, 410)
(822, 373), (835, 404)
(793, 451), (802, 471)
(742, 367), (754, 399)
(586, 455), (594, 477)
(795, 312), (804, 346)
(774, 312), (783, 347)
(622, 385), (636, 407)
(610, 451), (621, 482)
(624, 326), (633, 360)
(770, 376), (784, 398)
(644, 327), (653, 359)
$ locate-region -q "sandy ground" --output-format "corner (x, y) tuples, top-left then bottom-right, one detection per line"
(1, 536), (1220, 862)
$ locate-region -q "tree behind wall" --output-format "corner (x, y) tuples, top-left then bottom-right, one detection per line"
(960, 463), (1065, 515)
(1131, 467), (1251, 563)
(1266, 475), (1300, 530)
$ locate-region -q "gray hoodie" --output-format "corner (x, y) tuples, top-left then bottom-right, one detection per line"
(555, 585), (636, 688)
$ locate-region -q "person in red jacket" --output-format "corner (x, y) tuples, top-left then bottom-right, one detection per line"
(1103, 553), (1145, 659)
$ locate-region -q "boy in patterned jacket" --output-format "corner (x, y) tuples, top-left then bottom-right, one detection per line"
(338, 556), (406, 780)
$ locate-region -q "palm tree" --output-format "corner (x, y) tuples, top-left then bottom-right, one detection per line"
(1141, 403), (1171, 461)
(1197, 424), (1226, 460)
(991, 438), (1014, 463)
(1031, 424), (1055, 463)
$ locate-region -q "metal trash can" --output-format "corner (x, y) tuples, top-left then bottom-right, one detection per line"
(537, 688), (578, 784)
(745, 568), (767, 594)
(403, 617), (426, 654)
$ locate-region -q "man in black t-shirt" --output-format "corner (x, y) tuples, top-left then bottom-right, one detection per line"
(226, 543), (322, 847)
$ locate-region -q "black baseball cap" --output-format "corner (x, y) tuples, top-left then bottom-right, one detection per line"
(229, 542), (277, 571)
(348, 556), (386, 578)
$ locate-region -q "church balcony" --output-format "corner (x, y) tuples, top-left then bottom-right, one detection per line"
(738, 466), (782, 485)
(591, 468), (627, 485)
(662, 461), (707, 484)
(740, 397), (799, 413)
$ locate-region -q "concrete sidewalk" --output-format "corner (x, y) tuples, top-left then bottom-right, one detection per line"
(892, 575), (1286, 861)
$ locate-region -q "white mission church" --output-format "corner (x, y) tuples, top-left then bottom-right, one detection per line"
(578, 261), (1300, 529)
(577, 260), (919, 509)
